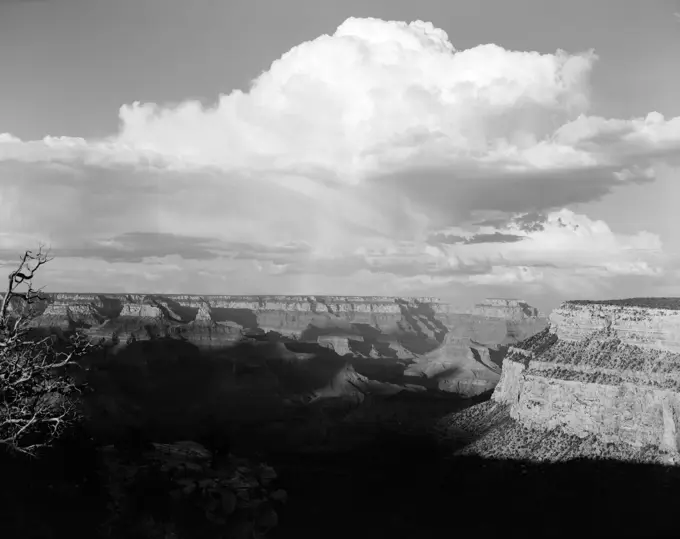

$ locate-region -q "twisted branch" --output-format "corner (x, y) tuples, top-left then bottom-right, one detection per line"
(0, 245), (102, 456)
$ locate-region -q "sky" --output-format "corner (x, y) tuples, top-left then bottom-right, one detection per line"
(0, 0), (679, 312)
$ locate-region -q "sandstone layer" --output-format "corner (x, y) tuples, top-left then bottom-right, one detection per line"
(5, 293), (547, 395)
(442, 298), (680, 463)
(13, 294), (449, 349)
(10, 293), (542, 348)
(405, 299), (548, 396)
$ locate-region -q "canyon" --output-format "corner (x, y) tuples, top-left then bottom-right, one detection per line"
(5, 293), (547, 397)
(441, 298), (680, 464)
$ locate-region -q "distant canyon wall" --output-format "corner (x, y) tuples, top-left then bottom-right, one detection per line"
(404, 299), (548, 396)
(549, 302), (680, 353)
(3, 294), (547, 361)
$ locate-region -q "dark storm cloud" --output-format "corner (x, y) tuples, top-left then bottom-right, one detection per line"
(52, 232), (226, 263)
(427, 233), (467, 244)
(512, 212), (547, 232)
(368, 161), (656, 229)
(463, 232), (526, 244)
(229, 241), (312, 265)
(428, 232), (527, 245)
(474, 212), (547, 233)
(46, 232), (312, 264)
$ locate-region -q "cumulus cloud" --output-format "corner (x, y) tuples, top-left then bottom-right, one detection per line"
(2, 17), (676, 219)
(471, 209), (663, 271)
(354, 208), (663, 280)
(108, 20), (600, 180)
(0, 16), (677, 301)
(2, 18), (678, 178)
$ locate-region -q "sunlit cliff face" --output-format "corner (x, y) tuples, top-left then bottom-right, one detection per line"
(1, 17), (678, 301)
(491, 300), (680, 458)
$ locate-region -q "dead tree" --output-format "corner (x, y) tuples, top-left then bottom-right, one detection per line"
(0, 246), (102, 456)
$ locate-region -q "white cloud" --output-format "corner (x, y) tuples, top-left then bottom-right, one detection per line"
(0, 16), (678, 300)
(468, 266), (544, 285)
(445, 209), (663, 275)
(0, 17), (600, 177)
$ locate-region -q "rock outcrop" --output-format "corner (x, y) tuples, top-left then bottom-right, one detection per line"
(548, 300), (680, 352)
(316, 335), (366, 356)
(404, 333), (502, 396)
(442, 298), (680, 463)
(406, 299), (548, 396)
(435, 297), (543, 321)
(308, 362), (415, 403)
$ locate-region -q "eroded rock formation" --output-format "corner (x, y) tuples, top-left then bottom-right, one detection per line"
(6, 293), (548, 395)
(406, 299), (548, 396)
(405, 334), (503, 396)
(317, 335), (362, 356)
(13, 293), (542, 350)
(442, 298), (680, 463)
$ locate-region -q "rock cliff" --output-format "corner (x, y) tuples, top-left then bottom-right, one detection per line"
(440, 298), (680, 463)
(5, 292), (547, 395)
(405, 333), (503, 396)
(14, 294), (450, 348)
(10, 293), (542, 348)
(406, 299), (548, 396)
(434, 298), (543, 322)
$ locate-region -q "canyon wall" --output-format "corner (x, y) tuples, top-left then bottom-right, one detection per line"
(4, 293), (547, 395)
(435, 298), (543, 321)
(9, 294), (448, 349)
(491, 299), (680, 456)
(7, 294), (545, 353)
(548, 301), (680, 352)
(404, 298), (548, 396)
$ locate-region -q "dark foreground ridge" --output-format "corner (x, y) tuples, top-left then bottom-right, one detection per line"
(270, 445), (680, 538)
(5, 425), (680, 539)
(568, 297), (680, 310)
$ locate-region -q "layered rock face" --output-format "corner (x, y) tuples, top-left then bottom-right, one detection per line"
(490, 299), (680, 458)
(405, 333), (503, 396)
(317, 335), (364, 356)
(7, 293), (547, 395)
(406, 299), (548, 396)
(15, 294), (543, 350)
(549, 301), (680, 352)
(435, 298), (542, 321)
(15, 294), (449, 349)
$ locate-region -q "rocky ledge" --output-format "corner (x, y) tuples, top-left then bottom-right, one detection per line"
(440, 298), (680, 463)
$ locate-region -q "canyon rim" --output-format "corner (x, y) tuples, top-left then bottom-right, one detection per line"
(441, 298), (680, 465)
(3, 292), (548, 398)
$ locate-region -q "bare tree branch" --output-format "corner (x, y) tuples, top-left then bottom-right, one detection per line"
(0, 246), (103, 456)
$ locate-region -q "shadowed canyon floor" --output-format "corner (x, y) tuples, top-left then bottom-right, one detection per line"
(268, 438), (680, 538)
(6, 397), (680, 539)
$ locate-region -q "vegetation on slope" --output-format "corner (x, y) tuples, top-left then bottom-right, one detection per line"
(438, 401), (670, 465)
(503, 322), (680, 387)
(526, 331), (680, 387)
(568, 297), (680, 310)
(510, 327), (557, 357)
